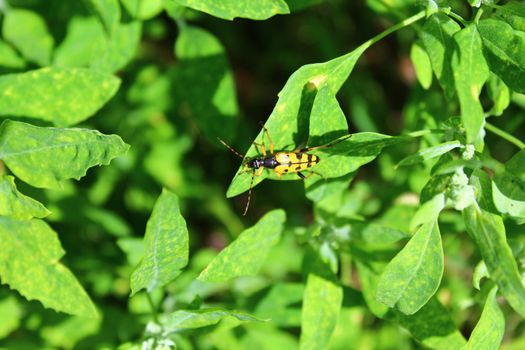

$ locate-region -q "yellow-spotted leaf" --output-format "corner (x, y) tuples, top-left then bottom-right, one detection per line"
(421, 13), (461, 99)
(171, 0), (289, 20)
(130, 190), (189, 296)
(377, 221), (444, 315)
(0, 120), (129, 189)
(452, 25), (489, 144)
(226, 43), (371, 198)
(0, 217), (98, 317)
(300, 273), (342, 350)
(478, 18), (525, 93)
(0, 176), (50, 220)
(463, 205), (525, 318)
(462, 287), (504, 350)
(0, 68), (120, 126)
(198, 209), (285, 282)
(161, 308), (265, 334)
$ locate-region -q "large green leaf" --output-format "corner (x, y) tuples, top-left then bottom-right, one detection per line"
(198, 209), (285, 282)
(478, 18), (525, 93)
(357, 262), (466, 349)
(0, 120), (129, 189)
(171, 0), (289, 20)
(462, 287), (505, 350)
(376, 221), (444, 315)
(130, 189), (189, 296)
(0, 217), (98, 317)
(421, 13), (461, 99)
(299, 273), (342, 350)
(452, 25), (489, 144)
(2, 9), (54, 66)
(161, 308), (264, 334)
(226, 43), (370, 197)
(463, 205), (525, 318)
(0, 68), (120, 126)
(0, 175), (50, 220)
(173, 25), (238, 141)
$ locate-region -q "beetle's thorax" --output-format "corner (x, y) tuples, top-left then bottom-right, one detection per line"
(247, 156), (278, 169)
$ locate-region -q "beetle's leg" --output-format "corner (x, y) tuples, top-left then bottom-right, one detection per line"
(259, 122), (275, 155)
(253, 142), (266, 157)
(243, 170), (256, 216)
(298, 170), (324, 180)
(255, 167), (264, 176)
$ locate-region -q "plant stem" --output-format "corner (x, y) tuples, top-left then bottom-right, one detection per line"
(364, 10), (426, 49)
(485, 122), (525, 150)
(447, 11), (468, 26)
(146, 293), (160, 324)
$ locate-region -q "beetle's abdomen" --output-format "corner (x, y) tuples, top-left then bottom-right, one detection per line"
(274, 152), (319, 174)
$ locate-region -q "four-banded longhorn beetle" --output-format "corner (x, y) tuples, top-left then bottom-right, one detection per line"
(219, 123), (351, 215)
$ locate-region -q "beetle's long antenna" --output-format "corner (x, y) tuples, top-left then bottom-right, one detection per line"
(243, 170), (256, 216)
(218, 137), (244, 159)
(302, 134), (352, 152)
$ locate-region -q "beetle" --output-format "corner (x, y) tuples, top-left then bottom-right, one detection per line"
(219, 123), (351, 215)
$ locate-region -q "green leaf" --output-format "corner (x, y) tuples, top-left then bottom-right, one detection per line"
(463, 205), (525, 318)
(376, 221), (444, 315)
(0, 67), (120, 126)
(53, 17), (105, 68)
(130, 189), (189, 296)
(2, 9), (54, 66)
(86, 0), (121, 35)
(486, 74), (510, 116)
(161, 308), (265, 334)
(357, 262), (467, 349)
(397, 141), (461, 167)
(410, 41), (433, 89)
(121, 0), (164, 20)
(171, 0), (290, 20)
(0, 39), (25, 68)
(421, 13), (461, 99)
(0, 217), (98, 317)
(89, 21), (142, 73)
(0, 120), (129, 189)
(0, 175), (50, 220)
(410, 193), (445, 231)
(198, 209), (285, 282)
(254, 283), (303, 326)
(478, 18), (525, 93)
(462, 287), (505, 350)
(226, 43), (370, 197)
(350, 222), (410, 246)
(0, 296), (21, 339)
(299, 273), (343, 350)
(492, 172), (525, 219)
(497, 1), (525, 32)
(472, 261), (489, 290)
(173, 25), (238, 141)
(394, 298), (467, 350)
(452, 25), (489, 144)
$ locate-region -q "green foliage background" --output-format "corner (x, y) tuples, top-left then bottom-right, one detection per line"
(1, 0), (525, 349)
